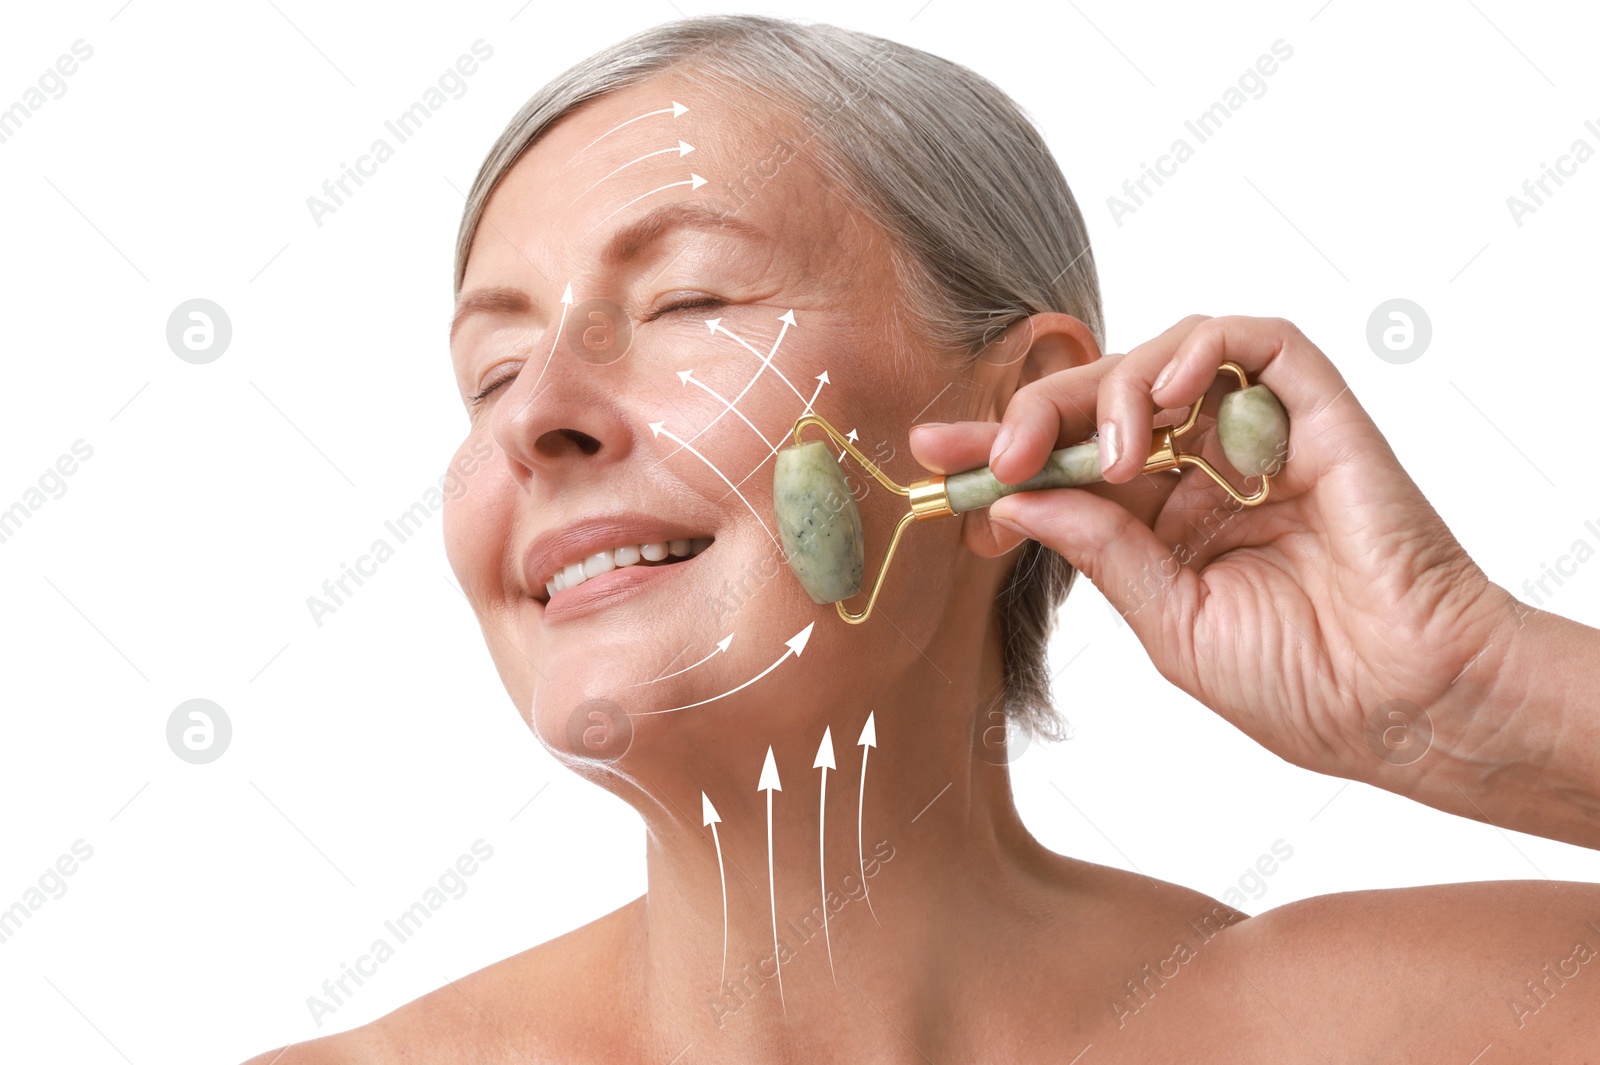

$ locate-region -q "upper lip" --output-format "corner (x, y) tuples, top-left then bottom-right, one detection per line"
(524, 511), (714, 601)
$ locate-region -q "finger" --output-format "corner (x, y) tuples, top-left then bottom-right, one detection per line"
(1097, 315), (1212, 483)
(987, 354), (1121, 485)
(908, 420), (1000, 475)
(1153, 316), (1352, 435)
(988, 486), (1196, 664)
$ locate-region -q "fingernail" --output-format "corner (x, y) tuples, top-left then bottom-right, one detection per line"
(911, 421), (948, 432)
(990, 515), (1029, 539)
(1098, 421), (1120, 473)
(989, 425), (1013, 468)
(1152, 361), (1177, 395)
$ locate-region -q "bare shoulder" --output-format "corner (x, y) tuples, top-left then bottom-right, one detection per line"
(1212, 879), (1600, 1058)
(234, 896), (646, 1065)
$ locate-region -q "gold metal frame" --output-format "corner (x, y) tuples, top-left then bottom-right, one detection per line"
(791, 360), (1274, 624)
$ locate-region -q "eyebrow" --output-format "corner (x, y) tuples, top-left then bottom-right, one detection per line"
(450, 198), (764, 343)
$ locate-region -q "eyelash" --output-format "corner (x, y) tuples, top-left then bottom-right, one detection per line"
(467, 296), (723, 407)
(645, 294), (722, 321)
(468, 368), (518, 408)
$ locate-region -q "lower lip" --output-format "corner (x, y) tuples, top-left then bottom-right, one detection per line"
(540, 549), (708, 622)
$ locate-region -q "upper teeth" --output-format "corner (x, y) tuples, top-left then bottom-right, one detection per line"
(545, 538), (711, 598)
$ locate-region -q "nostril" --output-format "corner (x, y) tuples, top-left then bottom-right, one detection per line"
(537, 427), (603, 458)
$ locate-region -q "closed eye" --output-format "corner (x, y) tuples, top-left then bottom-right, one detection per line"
(645, 295), (722, 321)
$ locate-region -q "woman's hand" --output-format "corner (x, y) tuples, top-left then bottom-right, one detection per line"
(911, 315), (1600, 848)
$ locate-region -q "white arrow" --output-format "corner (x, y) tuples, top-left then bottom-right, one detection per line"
(510, 282), (574, 411)
(647, 421), (779, 547)
(707, 316), (813, 408)
(634, 623), (814, 715)
(759, 746), (785, 1016)
(836, 428), (859, 464)
(577, 140), (695, 199)
(702, 791), (728, 988)
(627, 633), (734, 687)
(770, 309), (797, 358)
(815, 726), (837, 982)
(725, 371), (830, 495)
(588, 174), (707, 234)
(679, 369), (773, 447)
(648, 312), (814, 474)
(573, 100), (688, 160)
(857, 712), (880, 927)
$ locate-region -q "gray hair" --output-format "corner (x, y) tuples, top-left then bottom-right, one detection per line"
(454, 15), (1100, 742)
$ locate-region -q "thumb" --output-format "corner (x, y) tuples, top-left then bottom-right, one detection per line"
(988, 488), (1193, 640)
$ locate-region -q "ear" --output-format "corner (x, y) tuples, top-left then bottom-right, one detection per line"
(962, 312), (1102, 560)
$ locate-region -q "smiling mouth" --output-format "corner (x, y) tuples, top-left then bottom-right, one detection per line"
(540, 537), (713, 601)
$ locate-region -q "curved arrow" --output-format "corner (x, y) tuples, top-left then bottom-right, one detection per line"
(759, 746), (785, 1017)
(634, 624), (813, 716)
(815, 726), (837, 982)
(702, 791), (728, 988)
(857, 712), (880, 927)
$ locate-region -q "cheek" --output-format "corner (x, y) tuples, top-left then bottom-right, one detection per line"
(442, 435), (516, 589)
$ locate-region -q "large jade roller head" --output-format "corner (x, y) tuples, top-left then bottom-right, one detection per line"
(773, 360), (1290, 625)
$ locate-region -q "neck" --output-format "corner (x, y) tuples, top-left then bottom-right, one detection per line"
(611, 620), (1060, 1060)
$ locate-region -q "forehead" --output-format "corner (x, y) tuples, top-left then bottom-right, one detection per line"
(467, 71), (863, 283)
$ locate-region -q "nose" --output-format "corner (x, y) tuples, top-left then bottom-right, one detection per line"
(489, 320), (636, 483)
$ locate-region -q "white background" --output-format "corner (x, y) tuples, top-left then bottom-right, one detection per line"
(2, 1), (1598, 1061)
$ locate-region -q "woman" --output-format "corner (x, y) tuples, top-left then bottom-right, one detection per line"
(247, 14), (1600, 1062)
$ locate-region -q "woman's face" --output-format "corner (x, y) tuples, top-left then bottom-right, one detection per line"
(444, 73), (992, 776)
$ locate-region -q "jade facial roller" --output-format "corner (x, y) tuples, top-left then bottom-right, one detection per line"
(772, 360), (1290, 625)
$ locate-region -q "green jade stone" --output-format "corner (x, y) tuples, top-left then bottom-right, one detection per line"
(945, 439), (1104, 514)
(1217, 384), (1290, 479)
(773, 440), (865, 604)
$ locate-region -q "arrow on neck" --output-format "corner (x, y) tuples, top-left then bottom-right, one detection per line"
(815, 726), (837, 982)
(857, 711), (880, 927)
(702, 791), (728, 989)
(759, 746), (786, 1016)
